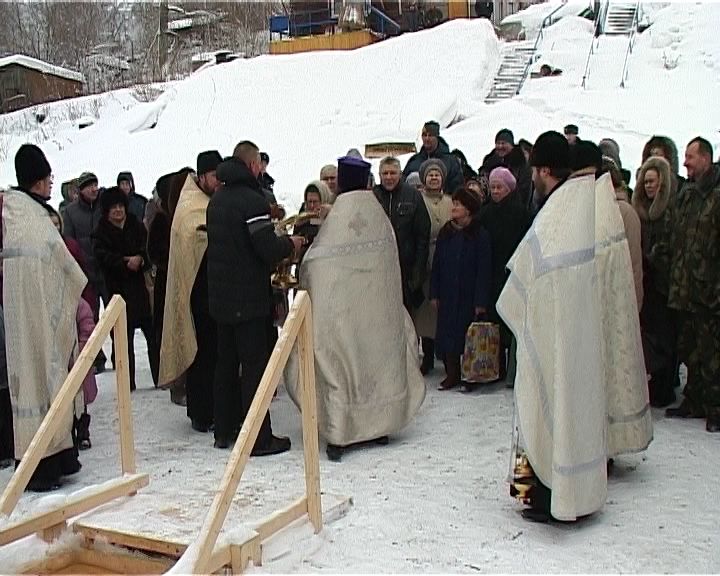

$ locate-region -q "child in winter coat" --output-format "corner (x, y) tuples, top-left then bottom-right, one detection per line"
(431, 187), (492, 390)
(50, 212), (97, 449)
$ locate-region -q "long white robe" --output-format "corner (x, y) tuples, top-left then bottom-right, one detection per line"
(2, 188), (86, 458)
(497, 173), (651, 521)
(285, 190), (426, 446)
(159, 175), (209, 387)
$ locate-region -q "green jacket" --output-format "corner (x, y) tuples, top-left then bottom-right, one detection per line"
(667, 164), (720, 314)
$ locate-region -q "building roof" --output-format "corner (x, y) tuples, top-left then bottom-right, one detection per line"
(0, 54), (85, 83)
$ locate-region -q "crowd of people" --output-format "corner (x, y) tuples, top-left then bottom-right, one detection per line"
(0, 119), (718, 526)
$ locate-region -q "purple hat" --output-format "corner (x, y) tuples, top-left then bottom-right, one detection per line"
(488, 167), (517, 193)
(337, 155), (371, 194)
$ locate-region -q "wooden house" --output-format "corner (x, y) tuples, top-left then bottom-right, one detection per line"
(0, 55), (84, 113)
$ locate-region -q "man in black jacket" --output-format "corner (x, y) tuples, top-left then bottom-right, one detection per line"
(207, 141), (303, 454)
(373, 157), (431, 312)
(480, 129), (533, 208)
(403, 121), (464, 194)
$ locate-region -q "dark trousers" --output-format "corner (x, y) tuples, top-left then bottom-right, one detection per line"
(640, 289), (680, 403)
(214, 318), (272, 446)
(0, 388), (14, 461)
(186, 279), (216, 427)
(128, 316), (157, 390)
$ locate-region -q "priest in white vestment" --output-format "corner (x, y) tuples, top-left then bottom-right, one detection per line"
(498, 132), (651, 523)
(285, 156), (426, 462)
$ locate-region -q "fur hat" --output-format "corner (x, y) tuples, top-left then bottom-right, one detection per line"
(423, 121), (440, 137)
(530, 131), (570, 170)
(405, 172), (422, 189)
(101, 186), (128, 215)
(488, 167), (517, 193)
(495, 129), (515, 145)
(419, 158), (446, 184)
(196, 150), (222, 176)
(642, 135), (680, 176)
(14, 144), (51, 190)
(452, 187), (481, 215)
(77, 171), (99, 190)
(337, 156), (371, 194)
(598, 138), (622, 169)
(570, 140), (603, 172)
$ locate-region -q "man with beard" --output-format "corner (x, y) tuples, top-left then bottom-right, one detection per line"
(480, 129), (533, 208)
(207, 141), (303, 454)
(498, 131), (651, 523)
(3, 144), (86, 491)
(160, 151), (222, 433)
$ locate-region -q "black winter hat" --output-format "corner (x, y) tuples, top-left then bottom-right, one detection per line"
(530, 131), (570, 171)
(101, 186), (128, 214)
(337, 155), (371, 194)
(260, 152), (270, 164)
(117, 171), (134, 190)
(423, 121), (440, 137)
(564, 124), (579, 135)
(495, 129), (515, 145)
(196, 150), (222, 176)
(77, 171), (99, 190)
(15, 144), (51, 190)
(570, 140), (602, 172)
(452, 186), (481, 215)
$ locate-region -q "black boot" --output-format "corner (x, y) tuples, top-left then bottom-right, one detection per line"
(326, 444), (344, 462)
(77, 412), (91, 450)
(706, 409), (720, 433)
(420, 338), (435, 375)
(438, 355), (461, 390)
(252, 435), (291, 457)
(666, 399), (704, 419)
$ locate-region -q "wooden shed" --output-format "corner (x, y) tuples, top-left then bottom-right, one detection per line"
(0, 55), (84, 114)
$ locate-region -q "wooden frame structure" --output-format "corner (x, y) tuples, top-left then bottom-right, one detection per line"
(0, 291), (324, 575)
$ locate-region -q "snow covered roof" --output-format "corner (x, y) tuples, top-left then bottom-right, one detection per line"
(87, 53), (130, 71)
(0, 54), (84, 83)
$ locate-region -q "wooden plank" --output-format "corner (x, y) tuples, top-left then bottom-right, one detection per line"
(298, 301), (322, 533)
(113, 305), (136, 475)
(204, 545), (233, 574)
(448, 0), (469, 19)
(75, 548), (172, 575)
(269, 30), (376, 54)
(19, 550), (78, 574)
(253, 496), (308, 542)
(188, 292), (312, 574)
(0, 473), (148, 546)
(37, 520), (67, 543)
(73, 524), (188, 558)
(0, 296), (125, 516)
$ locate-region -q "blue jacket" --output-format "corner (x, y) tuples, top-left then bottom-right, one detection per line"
(431, 218), (492, 356)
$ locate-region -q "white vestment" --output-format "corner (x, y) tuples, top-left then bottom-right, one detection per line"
(497, 173), (651, 521)
(2, 188), (86, 458)
(285, 190), (426, 446)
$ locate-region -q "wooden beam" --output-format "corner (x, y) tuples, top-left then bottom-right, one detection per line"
(75, 548), (173, 575)
(298, 299), (322, 533)
(253, 496), (308, 542)
(113, 305), (136, 475)
(0, 473), (148, 546)
(187, 292), (312, 574)
(0, 296), (125, 516)
(73, 524), (188, 558)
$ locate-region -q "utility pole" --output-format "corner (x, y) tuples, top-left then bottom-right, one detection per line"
(158, 0), (168, 81)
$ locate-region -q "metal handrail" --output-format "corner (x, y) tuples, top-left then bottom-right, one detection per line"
(369, 6), (401, 35)
(515, 3), (565, 95)
(581, 1), (607, 89)
(620, 0), (641, 87)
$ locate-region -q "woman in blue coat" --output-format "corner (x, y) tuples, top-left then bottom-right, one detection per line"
(431, 187), (492, 390)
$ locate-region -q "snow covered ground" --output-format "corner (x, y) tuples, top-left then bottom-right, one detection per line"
(2, 1), (720, 572)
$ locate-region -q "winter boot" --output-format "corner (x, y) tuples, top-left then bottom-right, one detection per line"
(77, 412), (91, 450)
(326, 444), (344, 462)
(420, 338), (435, 375)
(438, 355), (461, 390)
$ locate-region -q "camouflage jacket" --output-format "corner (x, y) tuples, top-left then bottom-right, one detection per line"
(667, 164), (720, 314)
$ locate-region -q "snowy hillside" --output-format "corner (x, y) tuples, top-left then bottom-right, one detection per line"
(1, 3), (720, 573)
